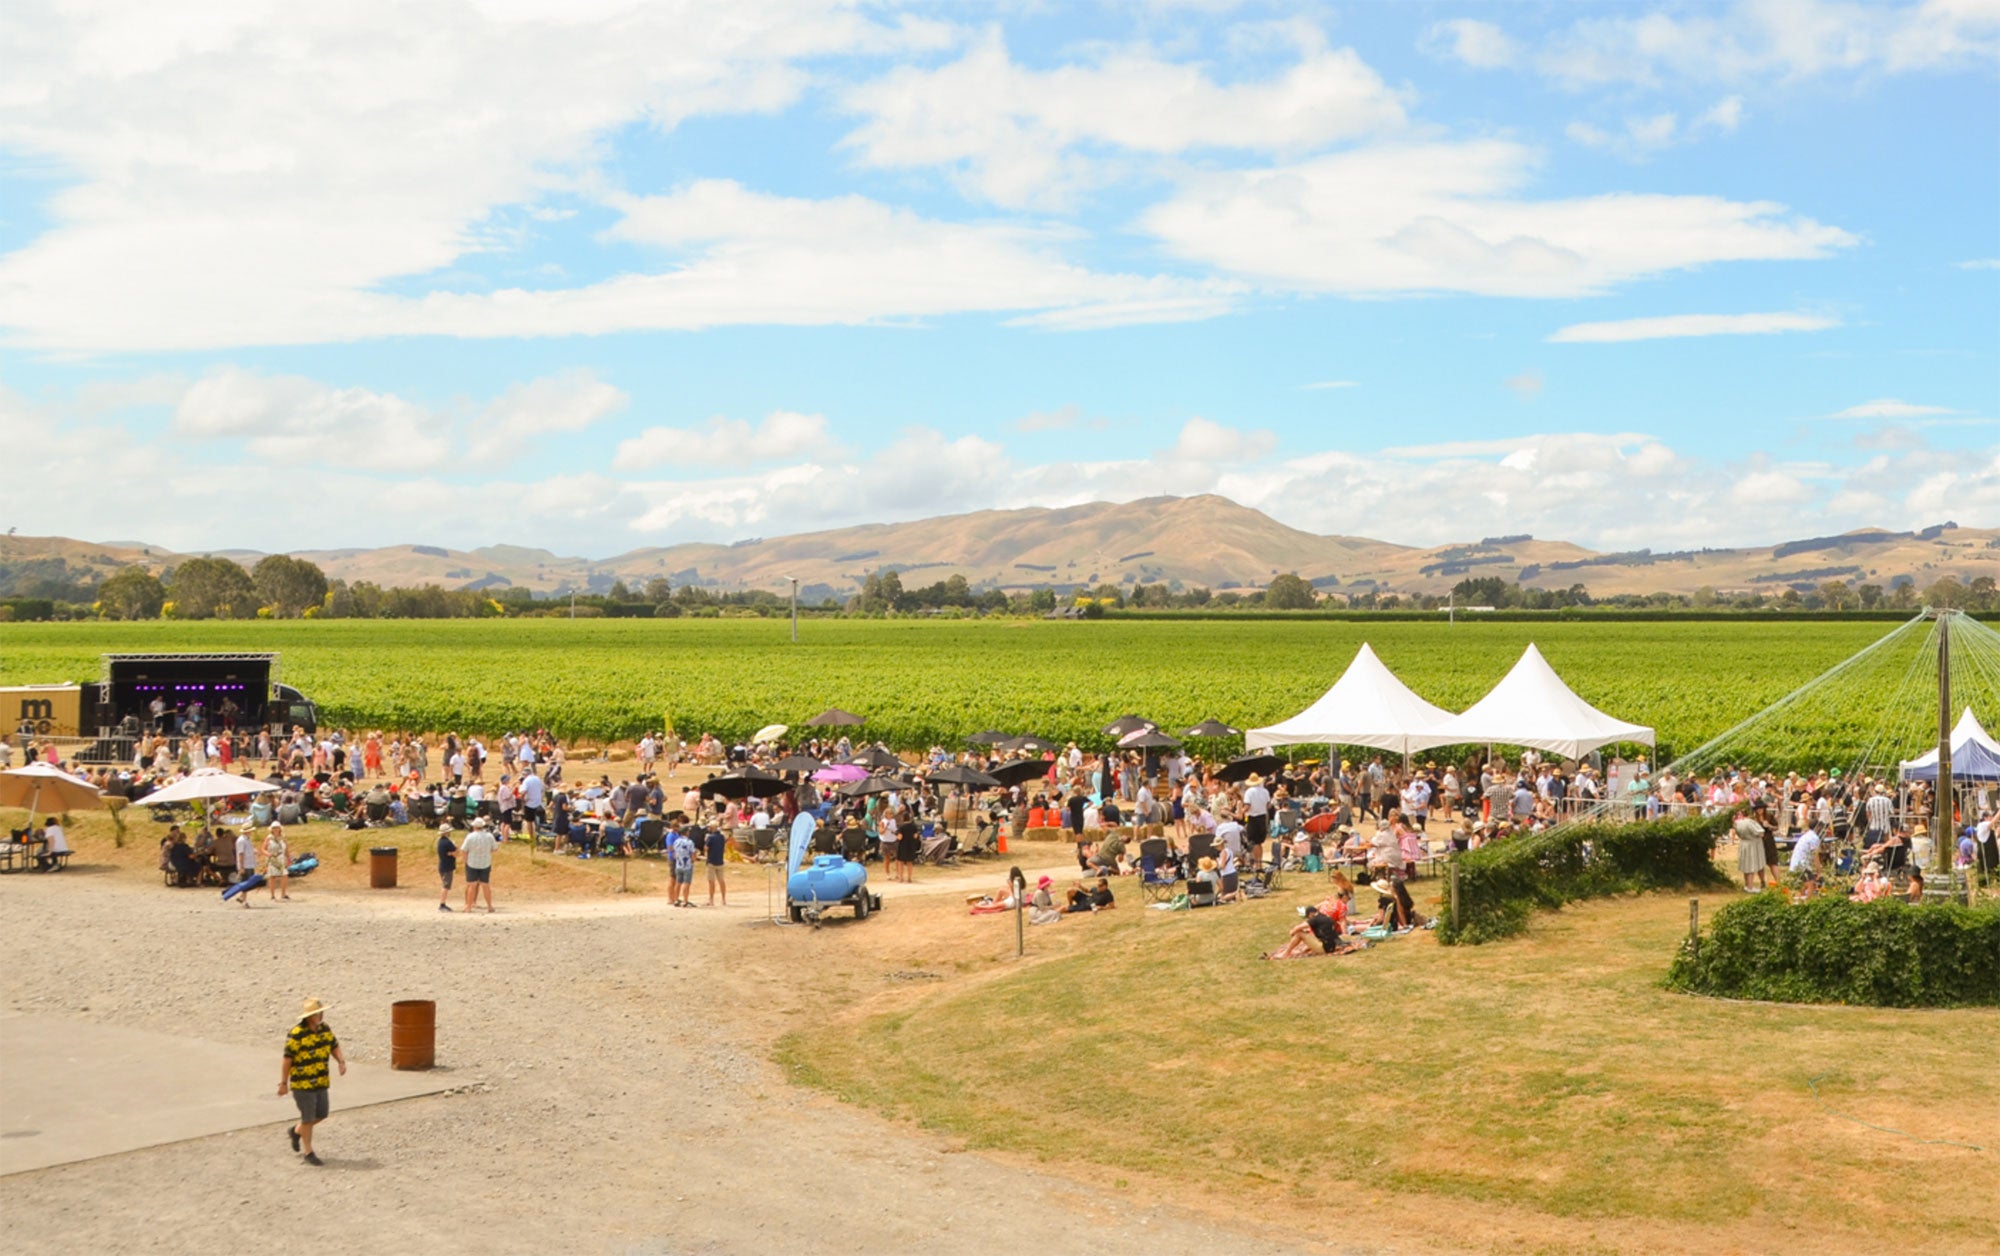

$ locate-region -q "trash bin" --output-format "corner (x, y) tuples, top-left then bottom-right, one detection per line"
(390, 999), (435, 1070)
(368, 846), (398, 889)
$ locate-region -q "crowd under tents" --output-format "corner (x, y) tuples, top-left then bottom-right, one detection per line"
(1248, 642), (1655, 764)
(1900, 708), (2000, 782)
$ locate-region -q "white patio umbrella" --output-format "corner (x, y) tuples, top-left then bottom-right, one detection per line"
(0, 763), (104, 829)
(751, 723), (789, 744)
(139, 768), (279, 806)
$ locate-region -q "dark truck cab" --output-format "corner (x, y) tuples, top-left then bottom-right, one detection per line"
(98, 653), (319, 737)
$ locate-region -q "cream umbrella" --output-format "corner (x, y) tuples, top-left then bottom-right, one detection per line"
(0, 763), (104, 831)
(139, 768), (279, 806)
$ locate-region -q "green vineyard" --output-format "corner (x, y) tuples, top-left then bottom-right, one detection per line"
(0, 617), (1934, 770)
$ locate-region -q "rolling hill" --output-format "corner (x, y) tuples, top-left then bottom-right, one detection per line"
(3, 496), (1996, 601)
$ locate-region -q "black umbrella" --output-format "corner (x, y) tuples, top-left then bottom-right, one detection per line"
(1118, 728), (1182, 750)
(966, 729), (1011, 745)
(1214, 752), (1282, 784)
(988, 758), (1056, 788)
(767, 753), (824, 774)
(1182, 719), (1241, 738)
(843, 745), (902, 770)
(1102, 715), (1154, 737)
(928, 764), (1002, 790)
(999, 734), (1059, 754)
(697, 767), (785, 799)
(839, 775), (912, 798)
(807, 708), (865, 727)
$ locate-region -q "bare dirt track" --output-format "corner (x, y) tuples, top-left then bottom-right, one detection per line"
(0, 855), (1338, 1256)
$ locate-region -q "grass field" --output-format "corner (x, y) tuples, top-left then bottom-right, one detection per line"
(0, 617), (1918, 764)
(775, 886), (2000, 1255)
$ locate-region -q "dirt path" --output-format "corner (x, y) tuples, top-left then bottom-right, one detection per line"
(0, 867), (1342, 1256)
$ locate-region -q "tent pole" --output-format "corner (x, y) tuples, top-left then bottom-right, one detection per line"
(1935, 610), (1953, 878)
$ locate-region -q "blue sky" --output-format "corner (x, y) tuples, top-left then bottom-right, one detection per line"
(1, 0), (1995, 558)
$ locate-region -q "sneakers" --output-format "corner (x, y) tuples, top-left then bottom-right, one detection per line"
(289, 1126), (301, 1153)
(438, 903), (452, 912)
(302, 1152), (323, 1166)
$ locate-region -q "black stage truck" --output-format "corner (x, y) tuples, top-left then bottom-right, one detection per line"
(74, 653), (321, 760)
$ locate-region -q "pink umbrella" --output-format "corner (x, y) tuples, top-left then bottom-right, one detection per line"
(812, 764), (867, 783)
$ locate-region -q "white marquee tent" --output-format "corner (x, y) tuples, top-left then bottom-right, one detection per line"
(1409, 643), (1655, 760)
(1246, 643), (1454, 757)
(1899, 708), (2000, 781)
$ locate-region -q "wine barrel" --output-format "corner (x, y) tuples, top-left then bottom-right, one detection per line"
(390, 999), (435, 1070)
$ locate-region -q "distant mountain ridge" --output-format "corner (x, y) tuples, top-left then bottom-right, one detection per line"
(3, 495), (1996, 601)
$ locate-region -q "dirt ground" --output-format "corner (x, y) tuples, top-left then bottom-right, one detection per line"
(1, 767), (1350, 1256)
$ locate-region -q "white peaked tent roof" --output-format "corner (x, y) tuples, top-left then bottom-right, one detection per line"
(1409, 643), (1655, 759)
(1898, 708), (2000, 774)
(1246, 643), (1455, 754)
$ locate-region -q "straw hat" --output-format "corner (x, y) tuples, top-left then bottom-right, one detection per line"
(298, 996), (332, 1022)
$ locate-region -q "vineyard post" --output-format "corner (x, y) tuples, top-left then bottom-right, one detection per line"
(1015, 888), (1024, 959)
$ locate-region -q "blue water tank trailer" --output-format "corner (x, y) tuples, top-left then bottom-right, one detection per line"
(787, 854), (878, 923)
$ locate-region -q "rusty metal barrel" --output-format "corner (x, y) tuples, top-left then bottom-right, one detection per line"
(368, 847), (398, 889)
(390, 999), (435, 1070)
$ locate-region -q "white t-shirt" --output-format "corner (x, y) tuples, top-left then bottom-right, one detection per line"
(1242, 785), (1271, 817)
(235, 832), (256, 869)
(462, 830), (496, 870)
(1789, 829), (1821, 873)
(1215, 819), (1245, 858)
(43, 824), (68, 854)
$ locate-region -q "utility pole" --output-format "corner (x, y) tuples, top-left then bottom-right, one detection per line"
(1935, 609), (1953, 877)
(788, 576), (799, 643)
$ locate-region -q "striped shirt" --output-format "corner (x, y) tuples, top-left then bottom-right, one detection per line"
(284, 1022), (339, 1090)
(1865, 794), (1893, 832)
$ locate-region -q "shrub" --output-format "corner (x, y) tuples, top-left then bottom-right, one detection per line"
(1666, 893), (2000, 1007)
(1439, 810), (1734, 945)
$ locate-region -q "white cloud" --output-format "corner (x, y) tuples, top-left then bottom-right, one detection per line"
(1959, 258), (2000, 270)
(837, 27), (1408, 208)
(11, 377), (2000, 555)
(616, 411), (834, 470)
(469, 370), (626, 464)
(1423, 19), (1519, 69)
(1566, 96), (1746, 159)
(169, 365), (625, 469)
(172, 367), (453, 468)
(1012, 405), (1113, 433)
(1299, 380), (1359, 390)
(1827, 398), (1961, 419)
(1534, 0), (2000, 87)
(0, 0), (959, 352)
(1504, 370), (1544, 400)
(1141, 141), (1855, 298)
(1549, 311), (1842, 343)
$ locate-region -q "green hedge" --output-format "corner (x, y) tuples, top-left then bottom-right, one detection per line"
(1438, 811), (1734, 945)
(1666, 893), (2000, 1007)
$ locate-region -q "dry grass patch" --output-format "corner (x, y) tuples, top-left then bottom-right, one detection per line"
(777, 887), (2000, 1254)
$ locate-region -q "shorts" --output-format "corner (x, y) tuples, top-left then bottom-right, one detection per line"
(523, 807), (545, 825)
(439, 866), (455, 889)
(1246, 814), (1269, 843)
(292, 1087), (330, 1123)
(466, 865), (490, 883)
(705, 862), (725, 880)
(673, 865), (693, 884)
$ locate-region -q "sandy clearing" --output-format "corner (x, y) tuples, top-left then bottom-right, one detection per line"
(0, 856), (1343, 1256)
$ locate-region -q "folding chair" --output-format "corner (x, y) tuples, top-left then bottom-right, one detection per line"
(634, 817), (665, 854)
(1186, 875), (1218, 908)
(1185, 832), (1216, 868)
(1138, 838), (1179, 904)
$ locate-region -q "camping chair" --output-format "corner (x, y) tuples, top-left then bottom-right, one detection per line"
(1185, 832), (1216, 867)
(634, 817), (665, 854)
(1138, 838), (1178, 903)
(840, 828), (869, 863)
(1186, 874), (1218, 908)
(921, 822), (954, 865)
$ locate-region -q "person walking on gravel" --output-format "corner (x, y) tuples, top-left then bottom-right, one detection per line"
(462, 816), (496, 913)
(279, 997), (346, 1166)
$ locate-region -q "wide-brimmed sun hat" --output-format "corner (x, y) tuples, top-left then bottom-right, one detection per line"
(298, 996), (332, 1021)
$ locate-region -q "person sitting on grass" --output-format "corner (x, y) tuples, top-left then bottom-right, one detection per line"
(1264, 905), (1353, 960)
(1029, 876), (1063, 925)
(1087, 876), (1115, 911)
(1089, 830), (1127, 876)
(1905, 865), (1925, 904)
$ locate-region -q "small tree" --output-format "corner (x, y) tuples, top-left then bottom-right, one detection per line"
(1266, 572), (1318, 610)
(252, 554), (329, 617)
(97, 566), (165, 619)
(170, 556), (256, 619)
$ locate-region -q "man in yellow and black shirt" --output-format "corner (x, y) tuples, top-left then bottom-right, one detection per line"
(279, 996), (346, 1165)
